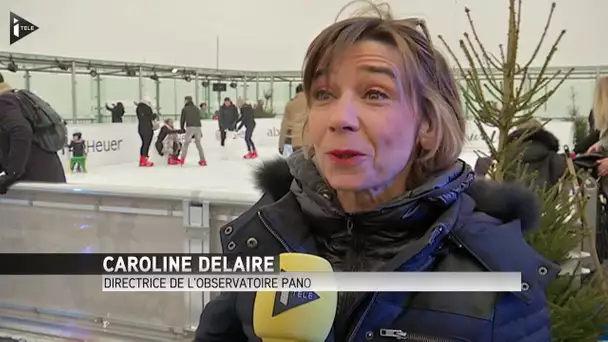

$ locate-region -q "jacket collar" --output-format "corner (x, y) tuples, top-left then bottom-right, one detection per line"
(254, 154), (541, 232)
(253, 155), (558, 293)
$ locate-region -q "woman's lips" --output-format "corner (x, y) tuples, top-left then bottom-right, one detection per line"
(327, 149), (365, 165)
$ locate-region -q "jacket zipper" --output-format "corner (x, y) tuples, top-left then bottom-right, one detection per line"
(346, 229), (447, 342)
(344, 213), (377, 342)
(346, 216), (354, 236)
(257, 211), (293, 252)
(378, 329), (466, 342)
(346, 293), (378, 342)
(345, 215), (358, 271)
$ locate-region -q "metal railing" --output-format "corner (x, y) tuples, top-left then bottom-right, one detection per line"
(0, 176), (599, 340)
(0, 182), (257, 341)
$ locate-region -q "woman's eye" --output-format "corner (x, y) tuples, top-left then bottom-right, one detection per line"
(312, 90), (332, 101)
(365, 89), (389, 100)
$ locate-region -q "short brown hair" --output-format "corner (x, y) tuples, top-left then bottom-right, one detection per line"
(302, 2), (465, 185)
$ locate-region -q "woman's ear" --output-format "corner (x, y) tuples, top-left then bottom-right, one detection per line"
(417, 119), (434, 150)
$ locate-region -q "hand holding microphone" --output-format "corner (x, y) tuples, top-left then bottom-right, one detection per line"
(253, 253), (337, 342)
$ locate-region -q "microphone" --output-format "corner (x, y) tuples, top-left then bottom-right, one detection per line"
(253, 253), (337, 342)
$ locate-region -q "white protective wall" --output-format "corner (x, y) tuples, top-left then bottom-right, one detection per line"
(0, 0), (605, 70)
(63, 118), (574, 169)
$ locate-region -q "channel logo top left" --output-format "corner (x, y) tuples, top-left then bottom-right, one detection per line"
(10, 12), (39, 45)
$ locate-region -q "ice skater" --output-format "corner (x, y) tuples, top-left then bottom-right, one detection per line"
(68, 131), (87, 173)
(179, 96), (207, 166)
(218, 97), (239, 147)
(136, 99), (157, 167)
(155, 119), (183, 165)
(236, 99), (257, 159)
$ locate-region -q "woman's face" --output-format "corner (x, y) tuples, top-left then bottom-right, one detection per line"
(308, 40), (420, 192)
(167, 119), (173, 127)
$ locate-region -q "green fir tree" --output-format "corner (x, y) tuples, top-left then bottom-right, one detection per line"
(439, 0), (608, 340)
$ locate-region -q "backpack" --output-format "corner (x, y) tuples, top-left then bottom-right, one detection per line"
(11, 89), (67, 153)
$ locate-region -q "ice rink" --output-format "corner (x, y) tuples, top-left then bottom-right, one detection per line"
(65, 145), (279, 199)
(56, 118), (573, 198)
(64, 142), (481, 198)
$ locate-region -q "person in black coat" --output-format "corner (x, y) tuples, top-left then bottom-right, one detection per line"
(236, 100), (257, 158)
(105, 102), (125, 123)
(0, 74), (65, 194)
(505, 123), (567, 189)
(217, 97), (239, 147)
(135, 100), (157, 167)
(473, 122), (567, 190)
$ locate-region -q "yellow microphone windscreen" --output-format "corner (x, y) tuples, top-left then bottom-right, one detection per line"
(253, 253), (337, 342)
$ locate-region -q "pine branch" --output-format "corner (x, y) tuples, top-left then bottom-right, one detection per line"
(515, 2), (557, 99)
(482, 82), (504, 104)
(515, 0), (523, 44)
(462, 7), (503, 71)
(462, 33), (503, 95)
(523, 29), (568, 102)
(498, 44), (506, 66)
(518, 68), (573, 113)
(521, 2), (557, 72)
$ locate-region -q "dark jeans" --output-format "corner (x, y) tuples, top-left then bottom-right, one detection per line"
(244, 124), (256, 151)
(220, 130), (227, 146)
(139, 131), (153, 157)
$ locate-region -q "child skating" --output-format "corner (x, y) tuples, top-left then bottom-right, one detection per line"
(68, 131), (87, 173)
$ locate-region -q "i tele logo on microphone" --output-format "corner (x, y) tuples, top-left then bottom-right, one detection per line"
(10, 12), (39, 45)
(272, 268), (321, 317)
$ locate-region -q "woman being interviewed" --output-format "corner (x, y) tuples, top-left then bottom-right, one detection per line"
(195, 4), (558, 342)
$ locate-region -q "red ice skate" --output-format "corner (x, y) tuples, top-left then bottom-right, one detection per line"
(139, 156), (154, 167)
(244, 151), (258, 159)
(198, 160), (207, 166)
(168, 155), (180, 165)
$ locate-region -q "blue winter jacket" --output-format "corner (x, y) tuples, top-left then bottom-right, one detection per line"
(194, 152), (560, 342)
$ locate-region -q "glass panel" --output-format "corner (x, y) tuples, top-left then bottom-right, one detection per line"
(74, 74), (94, 118)
(99, 76), (139, 122)
(30, 73), (72, 119)
(158, 78), (176, 117)
(273, 81), (291, 116)
(574, 79), (596, 116)
(199, 83), (210, 106)
(223, 82), (238, 104)
(256, 81), (272, 114)
(549, 79), (595, 118)
(174, 78), (197, 117)
(239, 80), (253, 104)
(141, 77), (158, 111)
(2, 71), (26, 89)
(207, 88), (221, 115)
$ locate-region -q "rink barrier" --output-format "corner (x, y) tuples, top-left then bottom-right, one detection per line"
(65, 119), (576, 169)
(0, 162), (595, 341)
(0, 182), (257, 341)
